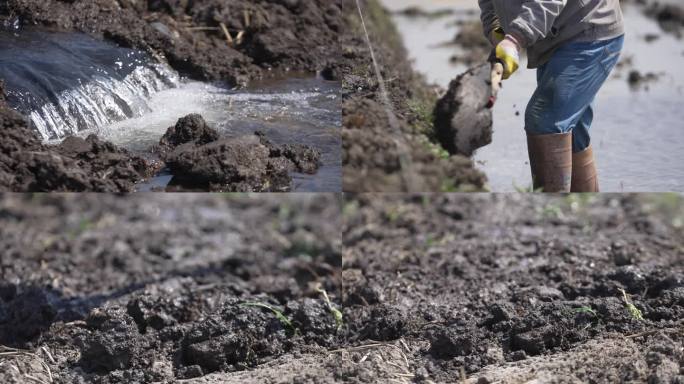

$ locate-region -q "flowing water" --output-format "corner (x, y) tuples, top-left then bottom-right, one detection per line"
(381, 0), (684, 192)
(0, 26), (341, 192)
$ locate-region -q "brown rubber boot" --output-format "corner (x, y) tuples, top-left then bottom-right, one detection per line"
(526, 132), (572, 192)
(571, 145), (599, 192)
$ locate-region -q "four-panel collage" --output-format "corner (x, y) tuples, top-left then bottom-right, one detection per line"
(0, 0), (682, 383)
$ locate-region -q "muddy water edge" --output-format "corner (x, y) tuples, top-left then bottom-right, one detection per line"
(0, 0), (344, 192)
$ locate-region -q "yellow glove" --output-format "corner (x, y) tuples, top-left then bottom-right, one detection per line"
(495, 36), (521, 80)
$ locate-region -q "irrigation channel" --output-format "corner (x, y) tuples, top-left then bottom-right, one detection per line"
(0, 26), (341, 192)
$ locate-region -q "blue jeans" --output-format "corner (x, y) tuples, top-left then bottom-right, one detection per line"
(525, 35), (624, 153)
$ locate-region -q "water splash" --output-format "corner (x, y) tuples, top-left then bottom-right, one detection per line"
(0, 27), (179, 140)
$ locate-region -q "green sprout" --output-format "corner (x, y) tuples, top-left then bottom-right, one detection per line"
(618, 288), (644, 321)
(317, 287), (343, 331)
(572, 306), (597, 317)
(241, 302), (295, 332)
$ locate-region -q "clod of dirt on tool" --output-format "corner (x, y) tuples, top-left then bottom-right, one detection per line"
(79, 307), (143, 372)
(433, 63), (493, 156)
(159, 113), (220, 150)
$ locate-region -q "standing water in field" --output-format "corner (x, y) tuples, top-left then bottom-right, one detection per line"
(0, 26), (341, 192)
(382, 0), (684, 192)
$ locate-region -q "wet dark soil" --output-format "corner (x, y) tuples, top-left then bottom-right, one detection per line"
(341, 0), (486, 192)
(0, 0), (343, 192)
(1, 0), (342, 84)
(342, 194), (684, 382)
(0, 81), (150, 192)
(0, 194), (342, 383)
(158, 114), (321, 192)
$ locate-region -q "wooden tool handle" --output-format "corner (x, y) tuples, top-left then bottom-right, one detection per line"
(487, 62), (505, 109)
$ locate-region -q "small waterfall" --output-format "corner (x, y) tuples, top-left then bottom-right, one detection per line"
(0, 27), (180, 140)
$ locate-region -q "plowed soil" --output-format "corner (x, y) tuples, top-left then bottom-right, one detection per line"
(0, 194), (343, 383)
(342, 194), (684, 383)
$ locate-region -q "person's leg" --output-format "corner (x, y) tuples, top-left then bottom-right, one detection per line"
(524, 61), (572, 192)
(572, 105), (598, 191)
(573, 105), (593, 153)
(524, 35), (624, 192)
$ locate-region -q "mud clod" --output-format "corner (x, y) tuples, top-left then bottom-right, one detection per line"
(362, 305), (408, 341)
(0, 286), (57, 345)
(159, 114), (220, 150)
(166, 135), (289, 192)
(80, 307), (142, 372)
(181, 301), (289, 373)
(158, 116), (321, 191)
(433, 63), (494, 156)
(288, 298), (338, 345)
(429, 327), (478, 359)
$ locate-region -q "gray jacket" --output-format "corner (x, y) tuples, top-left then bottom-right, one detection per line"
(479, 0), (624, 68)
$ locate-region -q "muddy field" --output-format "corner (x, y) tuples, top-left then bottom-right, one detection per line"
(0, 194), (344, 383)
(0, 0), (343, 192)
(340, 0), (486, 192)
(343, 194), (684, 382)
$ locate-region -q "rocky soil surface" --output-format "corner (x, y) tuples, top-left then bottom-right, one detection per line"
(341, 0), (487, 192)
(342, 194), (684, 383)
(0, 0), (342, 192)
(159, 114), (321, 192)
(0, 81), (151, 192)
(0, 194), (343, 383)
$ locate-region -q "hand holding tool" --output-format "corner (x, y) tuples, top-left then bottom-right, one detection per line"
(495, 36), (520, 79)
